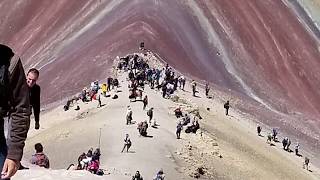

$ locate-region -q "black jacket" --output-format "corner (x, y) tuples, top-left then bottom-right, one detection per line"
(30, 84), (40, 123)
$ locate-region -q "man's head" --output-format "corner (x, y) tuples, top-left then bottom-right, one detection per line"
(0, 44), (14, 65)
(27, 68), (39, 87)
(34, 143), (43, 153)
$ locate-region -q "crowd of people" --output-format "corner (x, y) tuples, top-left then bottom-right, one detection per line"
(0, 43), (313, 180)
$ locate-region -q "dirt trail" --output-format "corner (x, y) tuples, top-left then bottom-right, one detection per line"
(16, 70), (320, 180)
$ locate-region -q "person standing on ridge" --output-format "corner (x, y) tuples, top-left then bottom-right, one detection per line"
(224, 101), (230, 116)
(257, 124), (262, 136)
(26, 68), (41, 130)
(142, 95), (148, 110)
(121, 134), (132, 153)
(147, 107), (154, 125)
(205, 82), (210, 97)
(191, 80), (197, 97)
(126, 106), (133, 125)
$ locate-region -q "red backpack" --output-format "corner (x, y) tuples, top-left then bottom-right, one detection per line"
(36, 153), (49, 168)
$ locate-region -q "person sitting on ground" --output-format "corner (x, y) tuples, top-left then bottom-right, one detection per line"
(153, 169), (165, 180)
(185, 120), (200, 134)
(30, 143), (50, 168)
(121, 134), (132, 153)
(132, 170), (143, 180)
(88, 156), (99, 174)
(80, 148), (93, 170)
(224, 101), (230, 116)
(77, 153), (86, 170)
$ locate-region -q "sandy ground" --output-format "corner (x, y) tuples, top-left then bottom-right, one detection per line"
(13, 71), (320, 180)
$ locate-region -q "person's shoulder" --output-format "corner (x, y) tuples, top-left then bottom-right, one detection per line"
(33, 84), (41, 90)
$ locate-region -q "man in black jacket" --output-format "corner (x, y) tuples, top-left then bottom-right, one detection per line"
(26, 68), (41, 130)
(0, 44), (31, 179)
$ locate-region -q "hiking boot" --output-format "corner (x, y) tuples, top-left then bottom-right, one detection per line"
(35, 121), (40, 130)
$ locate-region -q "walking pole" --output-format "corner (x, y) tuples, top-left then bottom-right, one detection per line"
(98, 128), (102, 149)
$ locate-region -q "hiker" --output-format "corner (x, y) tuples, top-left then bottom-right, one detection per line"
(64, 99), (72, 111)
(205, 82), (210, 97)
(161, 83), (167, 98)
(80, 148), (93, 170)
(93, 148), (101, 161)
(295, 142), (300, 156)
(174, 106), (183, 118)
(176, 122), (183, 139)
(266, 133), (273, 145)
(0, 44), (31, 179)
(147, 107), (154, 124)
(96, 91), (102, 108)
(139, 42), (145, 50)
(126, 106), (133, 125)
(286, 138), (291, 151)
(185, 118), (200, 134)
(142, 95), (148, 110)
(272, 128), (278, 141)
(113, 78), (119, 92)
(282, 137), (288, 150)
(107, 77), (113, 91)
(26, 68), (41, 130)
(88, 157), (99, 174)
(303, 157), (310, 170)
(77, 153), (86, 170)
(191, 80), (197, 96)
(101, 83), (107, 97)
(132, 171), (143, 180)
(30, 143), (50, 168)
(121, 134), (132, 153)
(182, 113), (191, 126)
(224, 101), (230, 116)
(138, 121), (148, 136)
(257, 124), (262, 136)
(153, 169), (165, 180)
(178, 76), (186, 90)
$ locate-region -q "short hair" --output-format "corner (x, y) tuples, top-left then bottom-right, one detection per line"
(28, 68), (40, 77)
(34, 143), (43, 153)
(0, 44), (14, 62)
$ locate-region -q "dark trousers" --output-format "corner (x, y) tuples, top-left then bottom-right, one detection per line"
(176, 130), (181, 139)
(225, 108), (229, 115)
